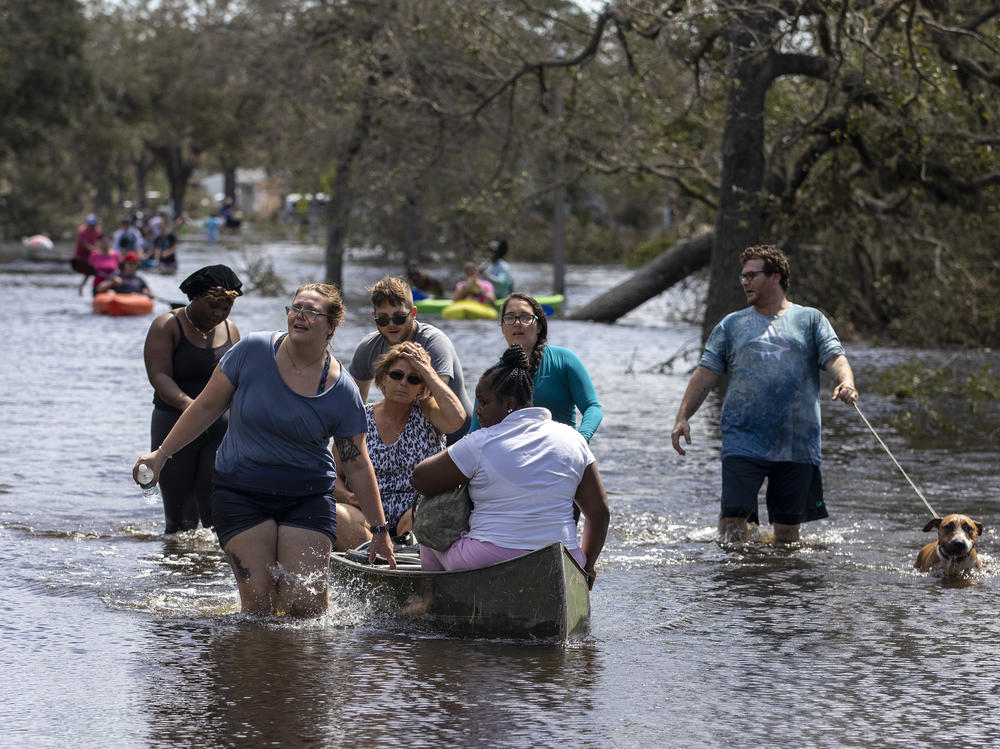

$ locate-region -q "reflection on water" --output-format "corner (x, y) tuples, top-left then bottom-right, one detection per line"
(2, 235), (1000, 746)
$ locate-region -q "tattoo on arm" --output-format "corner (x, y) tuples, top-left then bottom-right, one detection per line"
(226, 550), (251, 582)
(334, 435), (362, 464)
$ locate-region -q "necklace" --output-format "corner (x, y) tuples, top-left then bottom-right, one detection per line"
(283, 339), (326, 375)
(183, 305), (213, 341)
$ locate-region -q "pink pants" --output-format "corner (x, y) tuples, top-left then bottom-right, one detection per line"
(419, 532), (586, 571)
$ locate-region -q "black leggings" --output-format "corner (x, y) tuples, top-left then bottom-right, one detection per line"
(151, 406), (228, 533)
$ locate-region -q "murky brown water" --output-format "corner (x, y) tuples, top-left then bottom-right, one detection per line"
(2, 232), (999, 747)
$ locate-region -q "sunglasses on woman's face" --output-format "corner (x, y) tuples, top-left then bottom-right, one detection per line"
(388, 369), (423, 386)
(374, 312), (411, 327)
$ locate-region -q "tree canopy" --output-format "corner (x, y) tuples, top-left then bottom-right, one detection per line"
(3, 0), (999, 345)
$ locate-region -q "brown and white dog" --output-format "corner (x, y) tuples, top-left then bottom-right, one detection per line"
(914, 513), (985, 575)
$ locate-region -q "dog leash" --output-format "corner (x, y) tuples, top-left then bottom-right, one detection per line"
(852, 401), (939, 518)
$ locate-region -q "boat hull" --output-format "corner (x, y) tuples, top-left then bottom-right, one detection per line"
(330, 541), (590, 639)
(441, 300), (498, 320)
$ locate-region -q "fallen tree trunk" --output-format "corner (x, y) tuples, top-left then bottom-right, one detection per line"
(567, 232), (713, 322)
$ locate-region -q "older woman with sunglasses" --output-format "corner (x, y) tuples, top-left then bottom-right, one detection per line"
(134, 283), (395, 618)
(468, 293), (603, 443)
(333, 342), (465, 541)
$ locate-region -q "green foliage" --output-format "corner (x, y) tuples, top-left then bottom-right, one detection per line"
(238, 251), (287, 297)
(873, 356), (1000, 439)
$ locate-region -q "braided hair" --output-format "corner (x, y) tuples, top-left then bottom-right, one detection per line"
(481, 344), (534, 409)
(500, 293), (547, 377)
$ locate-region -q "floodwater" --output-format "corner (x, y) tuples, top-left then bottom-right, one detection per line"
(2, 231), (999, 748)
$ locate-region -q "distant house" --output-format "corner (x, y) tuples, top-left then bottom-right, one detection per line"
(197, 168), (287, 219)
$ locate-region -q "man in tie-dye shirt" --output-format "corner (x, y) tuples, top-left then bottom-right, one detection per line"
(671, 245), (859, 543)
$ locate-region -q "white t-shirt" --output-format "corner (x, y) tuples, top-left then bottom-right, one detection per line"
(448, 407), (594, 550)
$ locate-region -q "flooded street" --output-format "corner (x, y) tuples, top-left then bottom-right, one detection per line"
(2, 232), (999, 747)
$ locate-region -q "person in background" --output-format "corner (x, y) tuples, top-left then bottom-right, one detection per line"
(135, 282), (396, 617)
(110, 217), (140, 255)
(406, 262), (445, 298)
(349, 276), (472, 444)
(143, 265), (242, 533)
(469, 293), (602, 443)
(88, 235), (122, 296)
(411, 344), (610, 589)
(480, 238), (513, 298)
(154, 224), (178, 275)
(333, 342), (465, 543)
(138, 225), (157, 268)
(670, 244), (859, 544)
(452, 261), (496, 305)
(73, 214), (101, 294)
(205, 213), (221, 242)
(96, 252), (153, 297)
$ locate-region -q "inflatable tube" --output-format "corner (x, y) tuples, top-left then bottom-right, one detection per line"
(441, 300), (499, 321)
(23, 235), (54, 252)
(93, 292), (154, 317)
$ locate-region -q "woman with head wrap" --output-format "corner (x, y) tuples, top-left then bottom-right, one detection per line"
(143, 265), (243, 533)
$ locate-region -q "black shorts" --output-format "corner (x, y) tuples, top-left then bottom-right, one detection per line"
(212, 482), (337, 548)
(721, 456), (827, 526)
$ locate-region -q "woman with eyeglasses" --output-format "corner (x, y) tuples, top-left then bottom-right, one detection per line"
(333, 342), (465, 541)
(143, 264), (242, 534)
(134, 282), (396, 617)
(412, 345), (610, 588)
(468, 293), (603, 443)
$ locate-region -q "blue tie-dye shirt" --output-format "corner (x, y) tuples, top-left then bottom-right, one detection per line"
(699, 303), (845, 465)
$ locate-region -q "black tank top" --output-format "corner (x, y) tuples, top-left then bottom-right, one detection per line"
(152, 313), (234, 409)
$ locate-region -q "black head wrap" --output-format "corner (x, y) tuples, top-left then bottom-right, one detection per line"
(179, 264), (243, 300)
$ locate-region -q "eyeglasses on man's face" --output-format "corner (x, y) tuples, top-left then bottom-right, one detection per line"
(739, 270), (770, 283)
(374, 311), (411, 327)
(286, 305), (332, 321)
(501, 313), (537, 326)
(388, 369), (423, 386)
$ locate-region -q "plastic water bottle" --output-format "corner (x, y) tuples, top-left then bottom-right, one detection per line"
(137, 464), (160, 504)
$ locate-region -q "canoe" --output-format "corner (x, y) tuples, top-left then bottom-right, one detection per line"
(93, 292), (154, 317)
(441, 300), (498, 320)
(415, 293), (565, 317)
(329, 540), (591, 640)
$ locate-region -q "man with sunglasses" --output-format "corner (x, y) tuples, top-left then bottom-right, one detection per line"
(348, 276), (472, 444)
(670, 244), (858, 545)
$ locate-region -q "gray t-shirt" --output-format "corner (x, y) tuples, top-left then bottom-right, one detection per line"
(348, 320), (472, 443)
(699, 303), (845, 465)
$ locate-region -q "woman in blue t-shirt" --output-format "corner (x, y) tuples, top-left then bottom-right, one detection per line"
(134, 283), (396, 617)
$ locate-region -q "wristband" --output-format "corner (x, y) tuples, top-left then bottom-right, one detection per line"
(369, 523), (388, 535)
(158, 446), (174, 460)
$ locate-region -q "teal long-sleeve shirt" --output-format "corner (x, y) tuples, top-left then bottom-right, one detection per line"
(468, 345), (603, 441)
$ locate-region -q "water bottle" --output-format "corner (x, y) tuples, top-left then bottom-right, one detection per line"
(137, 463), (160, 504)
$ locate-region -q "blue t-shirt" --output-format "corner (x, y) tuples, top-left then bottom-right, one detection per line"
(699, 303), (845, 465)
(469, 345), (603, 442)
(214, 331), (367, 496)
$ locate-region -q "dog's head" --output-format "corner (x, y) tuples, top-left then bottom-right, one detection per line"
(923, 514), (984, 561)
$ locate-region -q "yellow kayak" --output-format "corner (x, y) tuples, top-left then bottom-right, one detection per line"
(441, 300), (499, 320)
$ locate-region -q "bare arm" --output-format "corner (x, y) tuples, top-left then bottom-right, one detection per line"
(399, 342), (466, 434)
(574, 462), (610, 590)
(334, 434), (396, 568)
(411, 450), (469, 495)
(144, 313), (194, 411)
(133, 365), (234, 484)
(671, 366), (721, 456)
(825, 354), (858, 404)
(331, 446), (359, 506)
